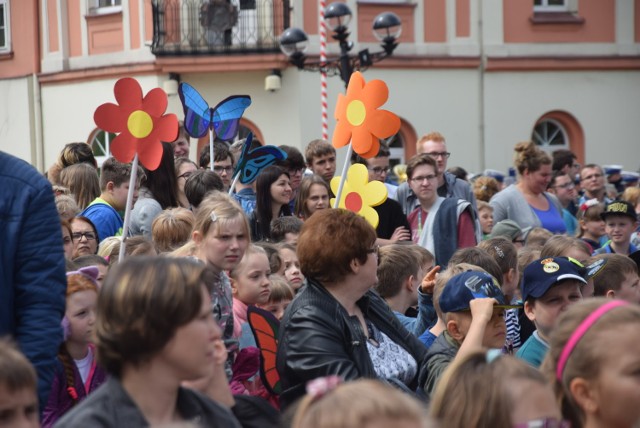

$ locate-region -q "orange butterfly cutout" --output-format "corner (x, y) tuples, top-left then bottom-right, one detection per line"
(247, 306), (281, 395)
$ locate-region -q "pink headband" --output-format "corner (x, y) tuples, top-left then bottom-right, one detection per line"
(556, 300), (628, 381)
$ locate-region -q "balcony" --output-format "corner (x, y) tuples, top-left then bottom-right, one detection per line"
(151, 0), (290, 56)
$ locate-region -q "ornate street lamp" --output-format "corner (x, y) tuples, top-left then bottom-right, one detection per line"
(279, 2), (402, 86)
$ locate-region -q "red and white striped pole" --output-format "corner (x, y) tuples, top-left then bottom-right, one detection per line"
(319, 0), (328, 141)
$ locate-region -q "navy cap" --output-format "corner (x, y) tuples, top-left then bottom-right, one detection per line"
(601, 201), (638, 222)
(440, 271), (521, 313)
(521, 257), (586, 301)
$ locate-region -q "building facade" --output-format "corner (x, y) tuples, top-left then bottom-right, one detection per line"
(1, 0), (639, 174)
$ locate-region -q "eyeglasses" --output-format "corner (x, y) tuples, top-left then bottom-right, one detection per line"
(368, 166), (390, 175)
(178, 171), (193, 180)
(411, 174), (438, 183)
(213, 166), (234, 174)
(553, 182), (575, 190)
(425, 152), (451, 159)
(288, 167), (305, 175)
(581, 173), (603, 181)
(512, 238), (525, 245)
(513, 418), (570, 428)
(72, 232), (96, 241)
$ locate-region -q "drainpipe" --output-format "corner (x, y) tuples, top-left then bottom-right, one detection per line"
(478, 0), (486, 171)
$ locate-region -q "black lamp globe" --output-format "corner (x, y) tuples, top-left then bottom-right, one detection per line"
(372, 12), (402, 42)
(279, 27), (309, 57)
(324, 2), (352, 33)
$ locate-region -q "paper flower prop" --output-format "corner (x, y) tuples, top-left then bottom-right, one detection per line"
(332, 71), (401, 159)
(94, 77), (178, 170)
(330, 163), (388, 228)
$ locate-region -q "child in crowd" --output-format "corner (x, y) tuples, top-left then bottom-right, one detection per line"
(304, 139), (337, 185)
(524, 227), (553, 249)
(542, 299), (640, 428)
(277, 243), (305, 291)
(56, 194), (79, 221)
(191, 193), (250, 367)
(0, 339), (39, 428)
(270, 216), (303, 245)
(230, 245), (272, 342)
(477, 237), (521, 351)
(430, 350), (562, 428)
(375, 245), (435, 336)
(99, 236), (157, 267)
(477, 201), (494, 239)
(184, 169), (224, 211)
(589, 254), (640, 303)
(575, 200), (607, 251)
(151, 207), (195, 253)
(43, 267), (107, 427)
(516, 257), (585, 368)
(257, 274), (294, 321)
(488, 219), (528, 248)
(80, 157), (143, 243)
(421, 270), (518, 396)
(256, 242), (283, 275)
(290, 378), (429, 428)
(540, 235), (592, 263)
(594, 201), (639, 256)
(72, 254), (109, 287)
(61, 220), (73, 260)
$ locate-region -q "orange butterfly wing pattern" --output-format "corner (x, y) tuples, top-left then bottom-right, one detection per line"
(247, 306), (281, 395)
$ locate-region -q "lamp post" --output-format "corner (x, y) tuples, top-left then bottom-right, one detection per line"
(279, 2), (402, 87)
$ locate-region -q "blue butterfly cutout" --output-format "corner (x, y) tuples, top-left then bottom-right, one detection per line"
(233, 133), (288, 184)
(178, 82), (251, 140)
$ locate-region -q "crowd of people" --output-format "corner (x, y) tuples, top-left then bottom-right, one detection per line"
(1, 127), (639, 428)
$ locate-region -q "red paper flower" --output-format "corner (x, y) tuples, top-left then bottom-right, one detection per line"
(94, 78), (178, 170)
(332, 71), (401, 158)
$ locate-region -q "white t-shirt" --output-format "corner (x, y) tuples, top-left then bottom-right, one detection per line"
(74, 347), (94, 385)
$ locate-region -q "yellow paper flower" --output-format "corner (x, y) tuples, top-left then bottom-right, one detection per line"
(330, 164), (388, 229)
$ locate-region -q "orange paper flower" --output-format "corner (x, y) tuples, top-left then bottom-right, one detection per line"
(94, 78), (178, 170)
(332, 71), (401, 158)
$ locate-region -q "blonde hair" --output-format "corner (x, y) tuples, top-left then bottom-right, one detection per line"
(56, 194), (80, 221)
(266, 274), (294, 302)
(513, 141), (551, 175)
(525, 227), (553, 249)
(473, 177), (500, 202)
(541, 299), (640, 428)
(59, 163), (100, 210)
(98, 236), (156, 266)
(478, 237), (518, 275)
(430, 350), (548, 428)
(291, 379), (428, 428)
(193, 193), (249, 241)
(152, 207), (195, 253)
(540, 235), (591, 260)
(229, 244), (267, 280)
(621, 187), (640, 206)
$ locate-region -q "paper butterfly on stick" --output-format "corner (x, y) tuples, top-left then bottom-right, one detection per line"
(233, 133), (287, 184)
(178, 82), (251, 140)
(94, 77), (178, 170)
(247, 306), (281, 395)
(330, 163), (387, 229)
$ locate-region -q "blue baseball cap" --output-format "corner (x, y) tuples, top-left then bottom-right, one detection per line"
(440, 271), (521, 313)
(521, 257), (586, 301)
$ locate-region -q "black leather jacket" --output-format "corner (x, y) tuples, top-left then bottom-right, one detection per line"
(276, 278), (428, 409)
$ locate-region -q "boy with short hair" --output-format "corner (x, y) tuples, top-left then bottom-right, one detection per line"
(184, 169), (224, 211)
(516, 257), (585, 368)
(588, 254), (640, 303)
(375, 245), (436, 336)
(422, 270), (517, 396)
(270, 216), (303, 245)
(594, 200), (639, 256)
(0, 339), (39, 427)
(304, 139), (336, 184)
(80, 157), (143, 243)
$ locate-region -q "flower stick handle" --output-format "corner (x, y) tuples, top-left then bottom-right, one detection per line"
(333, 143), (353, 209)
(119, 154), (139, 262)
(228, 172), (240, 196)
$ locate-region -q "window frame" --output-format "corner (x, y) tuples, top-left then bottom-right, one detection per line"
(533, 0), (569, 13)
(87, 0), (122, 16)
(532, 118), (569, 151)
(0, 0), (11, 53)
(88, 128), (116, 167)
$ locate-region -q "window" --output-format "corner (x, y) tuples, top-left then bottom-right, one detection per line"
(88, 129), (116, 167)
(532, 119), (568, 150)
(88, 0), (122, 15)
(534, 0), (569, 12)
(0, 0), (10, 52)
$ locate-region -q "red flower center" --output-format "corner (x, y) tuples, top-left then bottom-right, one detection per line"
(345, 192), (363, 212)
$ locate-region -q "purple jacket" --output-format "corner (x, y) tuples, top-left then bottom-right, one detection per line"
(42, 353), (108, 428)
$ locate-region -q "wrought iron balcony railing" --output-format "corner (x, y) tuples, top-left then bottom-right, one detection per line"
(152, 0), (290, 56)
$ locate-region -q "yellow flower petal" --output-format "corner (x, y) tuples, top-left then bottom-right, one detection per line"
(358, 205), (380, 229)
(361, 181), (387, 207)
